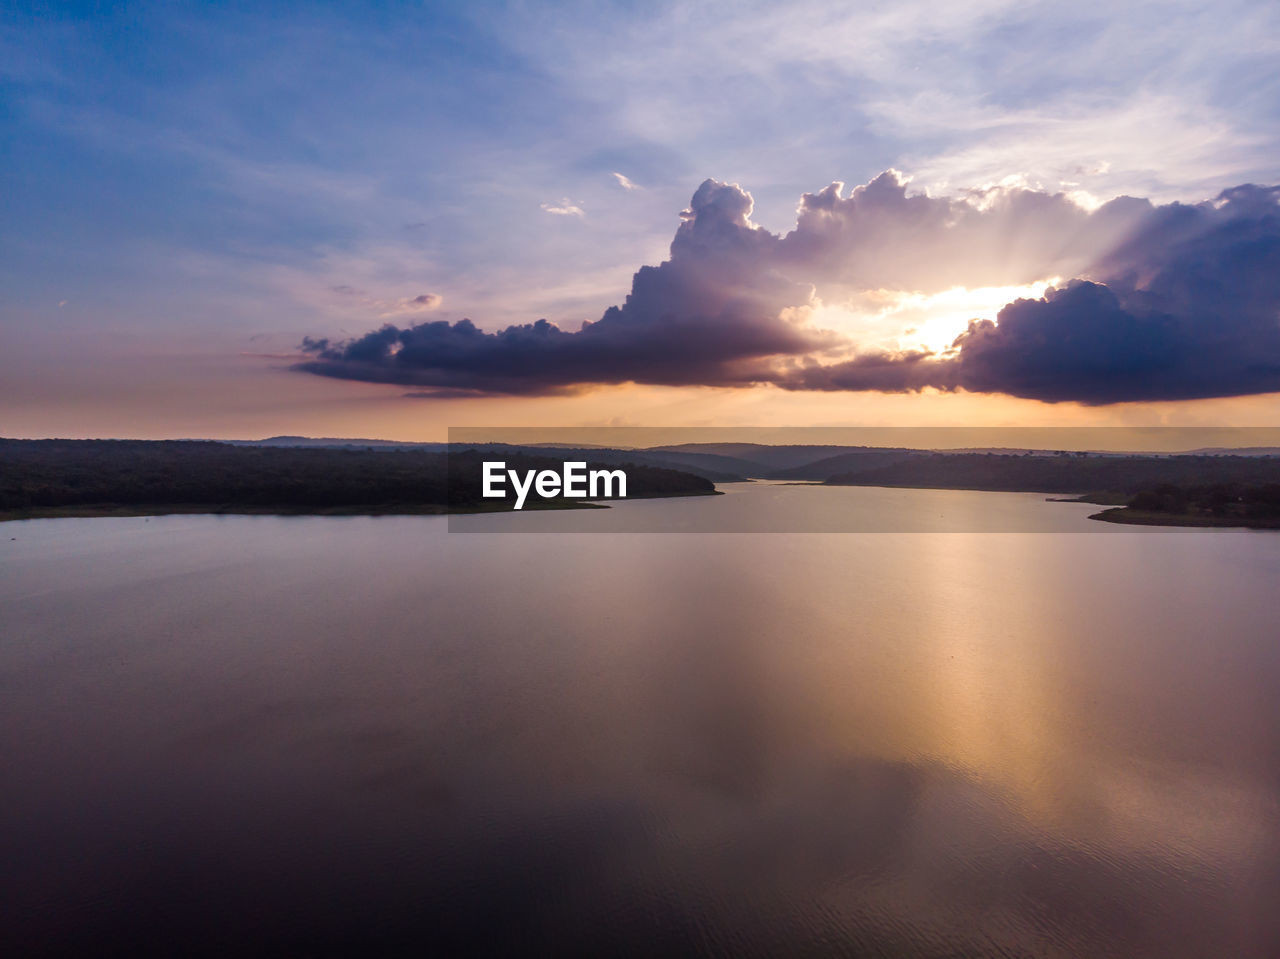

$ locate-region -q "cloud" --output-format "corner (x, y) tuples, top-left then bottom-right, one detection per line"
(299, 175), (1280, 404)
(325, 286), (442, 317)
(540, 198), (585, 217)
(390, 292), (443, 314)
(299, 179), (834, 394)
(612, 172), (640, 191)
(778, 183), (1280, 403)
(778, 170), (1151, 293)
(402, 387), (500, 400)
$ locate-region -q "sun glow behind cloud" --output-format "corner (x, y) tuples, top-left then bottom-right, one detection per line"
(808, 279), (1064, 356)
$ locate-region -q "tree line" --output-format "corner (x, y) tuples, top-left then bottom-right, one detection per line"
(0, 440), (713, 513)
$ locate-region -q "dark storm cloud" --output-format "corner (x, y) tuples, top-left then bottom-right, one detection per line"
(299, 176), (1280, 404)
(985, 185), (1280, 402)
(298, 179), (834, 395)
(778, 183), (1280, 403)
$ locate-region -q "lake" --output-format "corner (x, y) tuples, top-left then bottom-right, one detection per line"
(3, 484), (1280, 956)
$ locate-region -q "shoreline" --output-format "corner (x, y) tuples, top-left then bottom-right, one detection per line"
(6, 489), (1279, 531)
(0, 489), (723, 523)
(827, 484), (1280, 530)
(1088, 506), (1280, 530)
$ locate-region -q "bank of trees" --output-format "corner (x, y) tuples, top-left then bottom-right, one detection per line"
(825, 452), (1280, 496)
(0, 440), (712, 512)
(1127, 482), (1280, 519)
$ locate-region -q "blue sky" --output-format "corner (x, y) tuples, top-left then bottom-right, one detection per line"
(3, 1), (1279, 437)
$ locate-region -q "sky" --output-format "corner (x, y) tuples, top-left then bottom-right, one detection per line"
(2, 0), (1279, 439)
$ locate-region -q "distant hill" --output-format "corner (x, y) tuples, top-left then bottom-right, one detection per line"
(629, 448), (770, 478)
(1184, 447), (1280, 457)
(221, 435), (448, 450)
(769, 447), (921, 481)
(825, 452), (1280, 495)
(644, 443), (871, 473)
(440, 444), (747, 483)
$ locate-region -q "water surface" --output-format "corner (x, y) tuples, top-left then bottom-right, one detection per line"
(3, 485), (1280, 956)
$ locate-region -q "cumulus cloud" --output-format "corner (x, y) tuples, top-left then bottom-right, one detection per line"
(777, 183), (1280, 403)
(540, 198), (585, 217)
(298, 179), (835, 394)
(778, 170), (1151, 293)
(300, 175), (1280, 404)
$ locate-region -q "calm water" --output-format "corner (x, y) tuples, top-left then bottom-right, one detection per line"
(4, 485), (1280, 956)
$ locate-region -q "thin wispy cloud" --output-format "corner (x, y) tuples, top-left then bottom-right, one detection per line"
(540, 198), (585, 217)
(379, 292), (443, 316)
(326, 286), (443, 317)
(612, 172), (640, 190)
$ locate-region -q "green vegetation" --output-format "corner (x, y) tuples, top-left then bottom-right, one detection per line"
(824, 451), (1280, 497)
(1092, 483), (1280, 529)
(0, 440), (716, 521)
(821, 451), (1280, 529)
(5, 438), (1278, 528)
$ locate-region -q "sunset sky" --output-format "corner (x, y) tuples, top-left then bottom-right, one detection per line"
(3, 1), (1279, 439)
